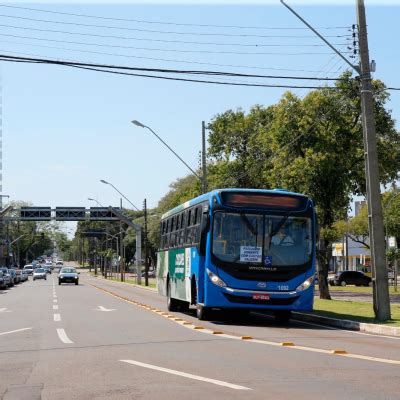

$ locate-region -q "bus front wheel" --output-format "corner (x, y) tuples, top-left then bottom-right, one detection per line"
(167, 280), (179, 312)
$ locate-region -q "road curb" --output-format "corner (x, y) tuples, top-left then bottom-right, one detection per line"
(293, 312), (400, 337)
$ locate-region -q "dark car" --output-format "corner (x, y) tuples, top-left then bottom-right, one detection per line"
(58, 267), (79, 285)
(0, 267), (13, 287)
(0, 271), (8, 289)
(329, 271), (372, 287)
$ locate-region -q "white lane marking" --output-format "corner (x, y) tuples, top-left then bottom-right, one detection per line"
(0, 327), (32, 336)
(120, 360), (252, 391)
(95, 305), (116, 312)
(0, 308), (11, 313)
(57, 328), (73, 344)
(53, 295), (57, 298)
(53, 305), (59, 310)
(53, 299), (57, 303)
(53, 313), (61, 322)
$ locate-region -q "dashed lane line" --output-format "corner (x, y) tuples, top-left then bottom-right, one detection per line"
(57, 328), (73, 344)
(54, 314), (61, 322)
(120, 359), (251, 390)
(89, 283), (400, 366)
(53, 305), (59, 310)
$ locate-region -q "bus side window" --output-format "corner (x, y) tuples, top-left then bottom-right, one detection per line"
(179, 213), (185, 246)
(185, 210), (192, 244)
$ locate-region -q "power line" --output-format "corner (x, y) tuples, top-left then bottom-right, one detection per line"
(0, 53), (347, 81)
(0, 23), (349, 48)
(0, 39), (346, 74)
(0, 33), (350, 56)
(0, 53), (339, 89)
(0, 4), (350, 31)
(0, 13), (351, 39)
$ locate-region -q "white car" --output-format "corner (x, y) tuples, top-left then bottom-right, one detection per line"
(33, 268), (47, 281)
(23, 264), (34, 275)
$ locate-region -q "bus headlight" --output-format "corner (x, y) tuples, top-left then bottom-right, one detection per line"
(296, 276), (314, 292)
(206, 269), (227, 288)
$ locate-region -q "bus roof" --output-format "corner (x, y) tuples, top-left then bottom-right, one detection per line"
(161, 188), (310, 219)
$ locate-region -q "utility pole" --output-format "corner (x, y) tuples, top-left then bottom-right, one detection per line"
(357, 0), (390, 320)
(201, 121), (207, 194)
(280, 0), (391, 321)
(143, 198), (149, 286)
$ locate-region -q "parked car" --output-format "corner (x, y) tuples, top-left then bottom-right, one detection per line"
(33, 268), (47, 281)
(58, 267), (79, 285)
(0, 267), (13, 287)
(0, 271), (8, 289)
(23, 264), (34, 275)
(13, 269), (23, 283)
(20, 270), (29, 282)
(8, 269), (19, 285)
(329, 271), (372, 287)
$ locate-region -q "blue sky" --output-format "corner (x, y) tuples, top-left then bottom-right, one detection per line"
(2, 1), (399, 233)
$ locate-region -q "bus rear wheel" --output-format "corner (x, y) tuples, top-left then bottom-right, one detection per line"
(167, 280), (179, 312)
(274, 310), (291, 324)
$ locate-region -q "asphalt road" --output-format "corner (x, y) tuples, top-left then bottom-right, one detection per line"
(1, 271), (400, 400)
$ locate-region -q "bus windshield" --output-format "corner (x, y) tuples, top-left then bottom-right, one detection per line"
(212, 212), (312, 268)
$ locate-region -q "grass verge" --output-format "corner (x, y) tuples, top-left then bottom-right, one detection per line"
(311, 298), (400, 326)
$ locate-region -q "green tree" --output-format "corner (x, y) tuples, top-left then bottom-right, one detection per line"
(206, 73), (400, 299)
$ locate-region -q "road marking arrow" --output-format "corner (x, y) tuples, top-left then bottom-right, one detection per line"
(95, 305), (116, 312)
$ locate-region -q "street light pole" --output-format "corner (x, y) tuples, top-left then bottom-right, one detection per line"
(131, 120), (205, 192)
(100, 180), (140, 211)
(100, 179), (140, 282)
(88, 198), (104, 207)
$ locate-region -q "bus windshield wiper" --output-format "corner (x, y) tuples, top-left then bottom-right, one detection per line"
(240, 213), (258, 236)
(268, 212), (291, 247)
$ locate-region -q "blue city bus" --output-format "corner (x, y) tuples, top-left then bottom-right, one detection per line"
(157, 188), (317, 322)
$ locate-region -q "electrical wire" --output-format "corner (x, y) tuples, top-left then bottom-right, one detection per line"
(0, 4), (350, 31)
(0, 23), (349, 48)
(0, 13), (351, 39)
(0, 54), (339, 89)
(0, 53), (347, 81)
(0, 39), (345, 74)
(0, 33), (350, 56)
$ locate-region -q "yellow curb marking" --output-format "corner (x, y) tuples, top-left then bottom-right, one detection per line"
(241, 336), (253, 340)
(331, 349), (347, 355)
(281, 342), (295, 346)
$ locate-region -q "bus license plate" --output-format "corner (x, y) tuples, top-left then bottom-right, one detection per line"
(253, 294), (270, 300)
